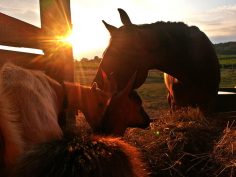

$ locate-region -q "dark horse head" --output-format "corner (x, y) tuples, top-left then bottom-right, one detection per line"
(94, 8), (220, 113)
(93, 8), (151, 91)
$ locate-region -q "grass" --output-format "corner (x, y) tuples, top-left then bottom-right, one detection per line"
(74, 58), (236, 117)
(220, 69), (236, 87)
(75, 60), (99, 70)
(74, 59), (236, 109)
(219, 59), (236, 65)
(137, 70), (168, 118)
(218, 54), (236, 59)
(74, 60), (236, 115)
(218, 54), (236, 65)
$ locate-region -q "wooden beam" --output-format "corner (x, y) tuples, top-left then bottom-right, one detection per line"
(0, 49), (42, 67)
(40, 0), (74, 82)
(39, 0), (72, 50)
(0, 13), (41, 49)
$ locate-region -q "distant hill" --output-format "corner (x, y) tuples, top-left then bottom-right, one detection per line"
(214, 42), (236, 55)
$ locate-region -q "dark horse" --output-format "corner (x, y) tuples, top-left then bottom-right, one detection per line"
(94, 8), (220, 113)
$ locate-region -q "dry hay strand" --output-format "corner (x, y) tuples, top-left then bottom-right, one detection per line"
(210, 121), (236, 177)
(69, 107), (235, 177)
(124, 108), (222, 177)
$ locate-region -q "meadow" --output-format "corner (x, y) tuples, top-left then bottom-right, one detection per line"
(75, 58), (235, 177)
(218, 54), (236, 63)
(75, 59), (236, 117)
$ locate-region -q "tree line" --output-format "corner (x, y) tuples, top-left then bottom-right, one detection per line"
(74, 42), (236, 62)
(214, 42), (236, 55)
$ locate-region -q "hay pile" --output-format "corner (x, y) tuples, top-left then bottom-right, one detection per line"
(75, 108), (235, 176)
(211, 123), (236, 177)
(124, 108), (235, 177)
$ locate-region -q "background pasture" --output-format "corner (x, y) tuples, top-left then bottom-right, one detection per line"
(74, 56), (236, 118)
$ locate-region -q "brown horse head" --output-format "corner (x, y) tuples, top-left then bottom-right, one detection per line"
(64, 71), (150, 136)
(94, 72), (150, 136)
(94, 9), (150, 91)
(63, 81), (111, 129)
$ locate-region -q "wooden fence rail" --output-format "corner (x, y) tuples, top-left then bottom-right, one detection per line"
(0, 0), (75, 127)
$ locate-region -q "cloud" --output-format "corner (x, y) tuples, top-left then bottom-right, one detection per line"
(210, 4), (236, 14)
(187, 4), (236, 43)
(0, 0), (40, 26)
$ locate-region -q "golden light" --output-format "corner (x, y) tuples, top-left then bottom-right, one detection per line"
(63, 34), (74, 44)
(57, 24), (109, 60)
(58, 0), (187, 60)
(56, 33), (73, 45)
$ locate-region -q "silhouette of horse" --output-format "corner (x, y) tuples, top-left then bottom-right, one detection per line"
(10, 134), (149, 177)
(94, 8), (220, 113)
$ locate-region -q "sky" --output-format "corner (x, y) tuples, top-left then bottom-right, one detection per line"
(0, 0), (236, 60)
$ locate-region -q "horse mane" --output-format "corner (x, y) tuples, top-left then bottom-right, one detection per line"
(138, 21), (197, 31)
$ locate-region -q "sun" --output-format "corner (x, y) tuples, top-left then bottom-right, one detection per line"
(58, 21), (109, 60)
(58, 30), (91, 59)
(63, 29), (93, 57)
(61, 33), (74, 44)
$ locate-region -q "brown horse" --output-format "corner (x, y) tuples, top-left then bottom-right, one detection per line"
(0, 63), (149, 175)
(64, 71), (150, 136)
(94, 8), (220, 113)
(93, 72), (150, 136)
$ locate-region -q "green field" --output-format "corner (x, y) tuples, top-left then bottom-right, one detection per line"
(218, 54), (236, 59)
(218, 54), (236, 65)
(74, 58), (236, 88)
(75, 58), (235, 118)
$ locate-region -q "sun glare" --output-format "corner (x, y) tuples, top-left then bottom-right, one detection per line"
(61, 24), (109, 60)
(61, 34), (74, 44)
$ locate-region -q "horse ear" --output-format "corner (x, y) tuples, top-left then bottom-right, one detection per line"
(91, 82), (98, 92)
(102, 20), (117, 34)
(118, 8), (132, 25)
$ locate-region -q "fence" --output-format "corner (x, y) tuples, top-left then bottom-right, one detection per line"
(220, 64), (236, 70)
(0, 0), (75, 127)
(0, 0), (73, 81)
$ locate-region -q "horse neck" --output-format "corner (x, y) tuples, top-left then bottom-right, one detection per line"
(140, 24), (195, 82)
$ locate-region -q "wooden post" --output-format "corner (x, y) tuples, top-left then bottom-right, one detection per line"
(40, 0), (75, 128)
(0, 1), (75, 128)
(40, 0), (74, 82)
